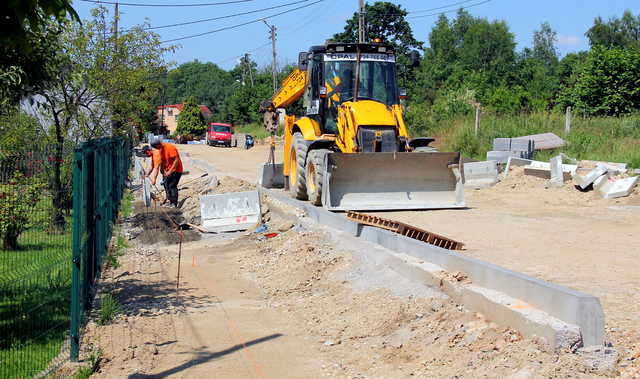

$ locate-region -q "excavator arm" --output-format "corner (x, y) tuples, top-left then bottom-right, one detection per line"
(260, 69), (306, 132)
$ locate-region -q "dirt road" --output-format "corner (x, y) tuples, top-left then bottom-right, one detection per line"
(179, 143), (640, 367)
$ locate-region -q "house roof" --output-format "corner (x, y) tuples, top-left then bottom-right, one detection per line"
(157, 103), (212, 115)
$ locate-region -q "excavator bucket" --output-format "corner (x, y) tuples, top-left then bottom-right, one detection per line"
(321, 152), (465, 211)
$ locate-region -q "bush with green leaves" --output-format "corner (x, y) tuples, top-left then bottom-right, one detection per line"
(175, 96), (205, 138)
(0, 172), (44, 249)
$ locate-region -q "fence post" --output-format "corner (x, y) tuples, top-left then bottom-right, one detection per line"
(565, 106), (572, 134)
(474, 104), (481, 136)
(70, 149), (84, 361)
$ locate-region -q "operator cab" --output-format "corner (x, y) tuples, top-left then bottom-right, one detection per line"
(298, 42), (400, 134)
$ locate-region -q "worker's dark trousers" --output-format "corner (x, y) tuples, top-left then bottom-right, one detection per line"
(164, 172), (182, 206)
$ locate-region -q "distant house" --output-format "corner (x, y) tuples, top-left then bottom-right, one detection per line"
(156, 103), (213, 135)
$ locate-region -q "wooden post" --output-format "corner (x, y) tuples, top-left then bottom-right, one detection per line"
(565, 106), (572, 134)
(474, 104), (481, 136)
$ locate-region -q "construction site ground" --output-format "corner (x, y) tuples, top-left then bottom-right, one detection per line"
(79, 143), (640, 378)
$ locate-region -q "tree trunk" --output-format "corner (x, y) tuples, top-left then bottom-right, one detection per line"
(3, 234), (18, 250)
(50, 114), (66, 233)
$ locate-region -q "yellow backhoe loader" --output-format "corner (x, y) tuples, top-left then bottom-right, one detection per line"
(260, 41), (464, 211)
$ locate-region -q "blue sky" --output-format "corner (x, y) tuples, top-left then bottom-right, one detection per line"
(73, 0), (638, 70)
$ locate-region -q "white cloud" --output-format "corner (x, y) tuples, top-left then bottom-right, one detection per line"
(557, 35), (583, 46)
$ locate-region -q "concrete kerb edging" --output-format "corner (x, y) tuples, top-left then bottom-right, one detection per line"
(258, 187), (605, 349)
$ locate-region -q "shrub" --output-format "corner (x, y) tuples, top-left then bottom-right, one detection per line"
(98, 293), (121, 325)
(0, 172), (44, 249)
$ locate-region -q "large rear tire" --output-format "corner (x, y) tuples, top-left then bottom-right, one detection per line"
(306, 149), (330, 206)
(414, 146), (438, 152)
(288, 132), (308, 200)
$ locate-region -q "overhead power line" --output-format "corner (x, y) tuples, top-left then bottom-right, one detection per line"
(144, 0), (311, 31)
(410, 0), (480, 14)
(212, 0), (328, 66)
(80, 0), (254, 7)
(160, 0), (322, 44)
(357, 0), (490, 18)
(408, 0), (492, 19)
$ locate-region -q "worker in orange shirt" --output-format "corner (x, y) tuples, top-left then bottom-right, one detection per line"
(150, 139), (184, 208)
(142, 145), (162, 184)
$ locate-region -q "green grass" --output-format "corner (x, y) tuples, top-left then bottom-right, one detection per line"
(98, 293), (120, 325)
(119, 190), (134, 218)
(235, 123), (282, 141)
(424, 112), (640, 167)
(105, 229), (128, 270)
(0, 200), (72, 378)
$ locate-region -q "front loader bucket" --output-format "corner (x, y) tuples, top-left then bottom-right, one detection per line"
(322, 152), (465, 211)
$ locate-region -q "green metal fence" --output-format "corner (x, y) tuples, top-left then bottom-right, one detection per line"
(70, 137), (131, 362)
(0, 146), (74, 378)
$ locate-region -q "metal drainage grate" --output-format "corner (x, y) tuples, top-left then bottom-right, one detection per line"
(346, 211), (465, 251)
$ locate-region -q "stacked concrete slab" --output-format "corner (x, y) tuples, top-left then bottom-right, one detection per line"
(487, 138), (536, 163)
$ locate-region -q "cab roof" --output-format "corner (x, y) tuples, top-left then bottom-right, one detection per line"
(309, 42), (395, 55)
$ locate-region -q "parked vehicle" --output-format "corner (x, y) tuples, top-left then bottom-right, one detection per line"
(244, 134), (254, 149)
(207, 123), (236, 147)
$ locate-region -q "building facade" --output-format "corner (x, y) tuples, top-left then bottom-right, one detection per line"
(156, 103), (213, 135)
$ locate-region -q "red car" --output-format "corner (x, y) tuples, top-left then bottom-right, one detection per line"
(207, 123), (236, 147)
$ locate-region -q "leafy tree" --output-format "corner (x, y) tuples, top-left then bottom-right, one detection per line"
(165, 60), (234, 114)
(413, 10), (516, 108)
(176, 97), (205, 137)
(0, 111), (43, 149)
(332, 2), (423, 87)
(533, 22), (559, 70)
(586, 10), (640, 49)
(30, 7), (171, 231)
(570, 47), (640, 116)
(0, 172), (44, 250)
(1, 0), (78, 47)
(510, 23), (560, 111)
(0, 1), (79, 109)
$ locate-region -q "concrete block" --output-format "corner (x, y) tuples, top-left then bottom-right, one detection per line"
(549, 155), (564, 187)
(463, 160), (498, 189)
(514, 133), (565, 150)
(493, 138), (512, 151)
(200, 191), (260, 232)
(487, 150), (519, 164)
(258, 163), (285, 189)
(594, 175), (639, 199)
(579, 160), (627, 174)
(523, 163), (573, 181)
(573, 166), (608, 190)
(524, 166), (551, 179)
(503, 157), (533, 178)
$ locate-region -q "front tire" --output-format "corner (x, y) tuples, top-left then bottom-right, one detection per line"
(306, 149), (330, 206)
(288, 132), (308, 200)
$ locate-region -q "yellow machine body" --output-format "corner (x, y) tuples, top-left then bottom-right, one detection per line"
(261, 42), (465, 211)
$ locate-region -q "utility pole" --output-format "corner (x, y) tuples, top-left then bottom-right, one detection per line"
(358, 0), (365, 43)
(242, 53), (253, 87)
(114, 2), (119, 43)
(263, 20), (278, 94)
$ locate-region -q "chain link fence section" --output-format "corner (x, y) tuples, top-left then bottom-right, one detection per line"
(0, 145), (74, 378)
(70, 137), (131, 362)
